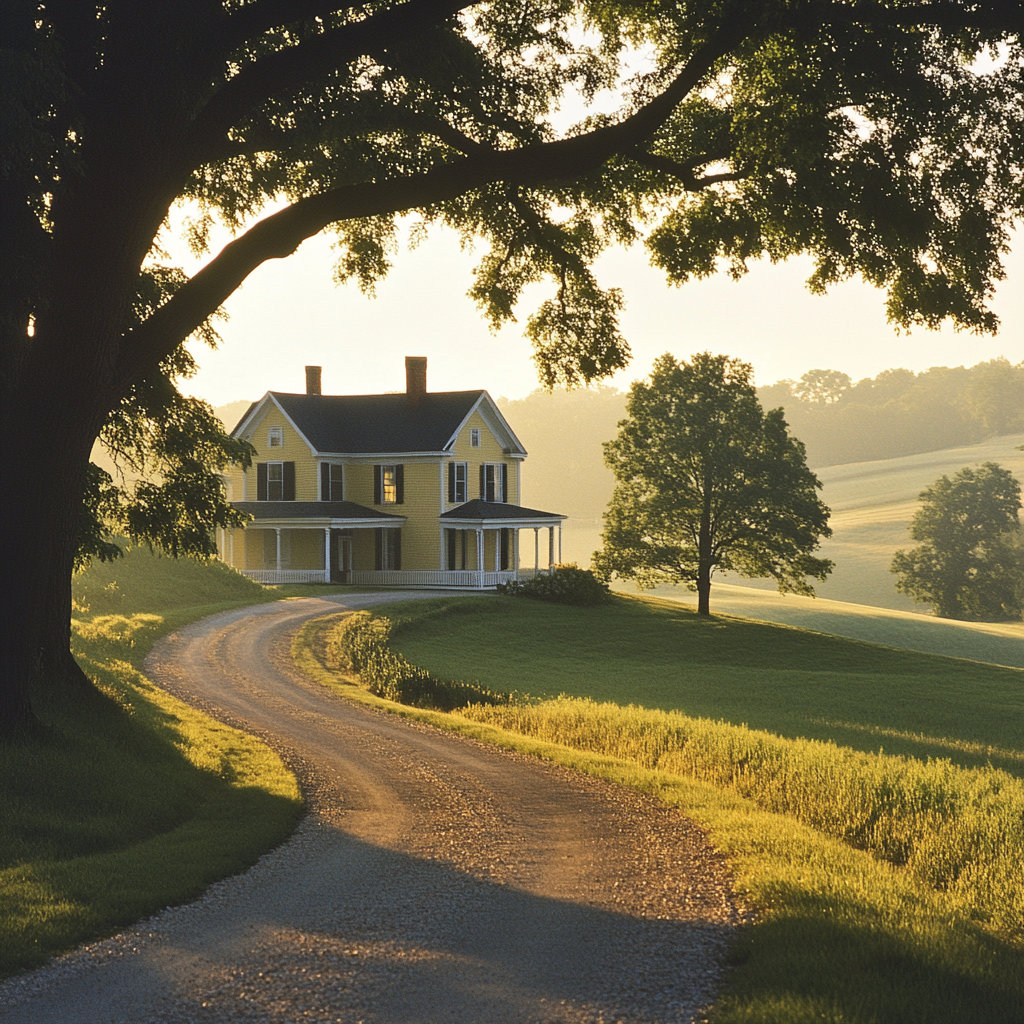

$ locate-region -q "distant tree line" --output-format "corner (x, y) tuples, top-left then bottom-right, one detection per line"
(498, 359), (1024, 522)
(759, 359), (1024, 468)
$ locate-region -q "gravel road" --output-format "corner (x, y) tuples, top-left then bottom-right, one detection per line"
(1, 593), (743, 1023)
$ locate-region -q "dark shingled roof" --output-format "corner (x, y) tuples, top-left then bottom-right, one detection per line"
(439, 499), (565, 521)
(249, 391), (488, 453)
(233, 501), (403, 521)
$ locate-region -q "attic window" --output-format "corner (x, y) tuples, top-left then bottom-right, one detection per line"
(268, 426), (283, 447)
(470, 428), (480, 447)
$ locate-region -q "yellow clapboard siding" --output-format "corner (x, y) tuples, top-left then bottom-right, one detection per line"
(449, 410), (519, 505)
(239, 407), (317, 500)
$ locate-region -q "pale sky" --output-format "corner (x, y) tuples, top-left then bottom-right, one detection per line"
(175, 215), (1023, 407)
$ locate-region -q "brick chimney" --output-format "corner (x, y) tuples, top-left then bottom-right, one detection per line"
(405, 356), (427, 408)
(305, 365), (322, 395)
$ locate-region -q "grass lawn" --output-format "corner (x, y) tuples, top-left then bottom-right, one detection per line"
(296, 607), (1024, 1024)
(0, 546), (314, 978)
(387, 594), (1024, 777)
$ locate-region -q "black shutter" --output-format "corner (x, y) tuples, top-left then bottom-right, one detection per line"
(448, 463), (456, 504)
(501, 463), (508, 503)
(374, 528), (382, 570)
(257, 463), (268, 501)
(374, 465), (382, 505)
(283, 462), (296, 501)
(393, 529), (402, 570)
(395, 464), (404, 505)
(500, 528), (510, 570)
(320, 462), (330, 501)
(479, 464), (486, 500)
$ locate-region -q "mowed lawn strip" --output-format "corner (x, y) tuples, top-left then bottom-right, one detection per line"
(294, 611), (1024, 1024)
(385, 594), (1024, 775)
(0, 548), (313, 978)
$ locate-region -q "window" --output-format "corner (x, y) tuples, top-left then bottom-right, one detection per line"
(268, 426), (283, 447)
(375, 528), (402, 570)
(447, 462), (467, 504)
(446, 529), (468, 570)
(320, 462), (344, 501)
(374, 464), (404, 505)
(479, 462), (507, 502)
(470, 427), (481, 447)
(256, 461), (295, 501)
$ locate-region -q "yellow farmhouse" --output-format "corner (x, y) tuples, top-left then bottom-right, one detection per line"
(218, 358), (565, 587)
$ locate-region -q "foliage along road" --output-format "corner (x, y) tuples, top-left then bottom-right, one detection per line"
(2, 594), (741, 1023)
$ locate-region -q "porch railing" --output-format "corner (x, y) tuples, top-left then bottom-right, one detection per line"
(238, 567), (550, 588)
(240, 569), (330, 584)
(347, 569), (520, 588)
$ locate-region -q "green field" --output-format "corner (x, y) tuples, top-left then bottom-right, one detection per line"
(388, 595), (1024, 776)
(0, 547), (308, 978)
(300, 597), (1024, 1024)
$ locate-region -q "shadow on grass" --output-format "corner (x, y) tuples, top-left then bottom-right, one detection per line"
(1, 644), (302, 977)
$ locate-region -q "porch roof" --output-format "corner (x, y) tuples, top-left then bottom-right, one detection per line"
(232, 501), (405, 528)
(439, 499), (566, 528)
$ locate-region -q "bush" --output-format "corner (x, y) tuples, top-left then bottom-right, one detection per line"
(325, 611), (512, 711)
(496, 563), (611, 606)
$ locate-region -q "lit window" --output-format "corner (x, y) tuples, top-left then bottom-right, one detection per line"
(470, 427), (481, 447)
(375, 464), (402, 504)
(268, 426), (283, 447)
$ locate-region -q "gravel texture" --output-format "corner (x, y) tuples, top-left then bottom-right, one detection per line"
(0, 593), (745, 1023)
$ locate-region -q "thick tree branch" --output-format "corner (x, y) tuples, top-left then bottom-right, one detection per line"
(187, 0), (474, 161)
(118, 8), (756, 387)
(631, 150), (746, 191)
(214, 0), (360, 53)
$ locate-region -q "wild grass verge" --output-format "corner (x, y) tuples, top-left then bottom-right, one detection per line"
(0, 550), (303, 978)
(297, 609), (1024, 1023)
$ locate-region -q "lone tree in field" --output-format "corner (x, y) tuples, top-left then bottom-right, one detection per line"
(593, 353), (833, 614)
(2, 0), (1022, 732)
(891, 463), (1024, 621)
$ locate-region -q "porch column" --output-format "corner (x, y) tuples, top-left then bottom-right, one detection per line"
(476, 528), (484, 588)
(534, 528), (539, 572)
(275, 528), (282, 572)
(324, 528), (331, 583)
(558, 523), (562, 563)
(513, 529), (520, 580)
(494, 529), (500, 571)
(548, 526), (555, 570)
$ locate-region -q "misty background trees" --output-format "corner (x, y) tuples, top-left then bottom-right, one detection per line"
(497, 358), (1024, 524)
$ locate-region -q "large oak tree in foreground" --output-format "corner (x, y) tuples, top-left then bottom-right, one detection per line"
(593, 353), (833, 612)
(2, 0), (1022, 732)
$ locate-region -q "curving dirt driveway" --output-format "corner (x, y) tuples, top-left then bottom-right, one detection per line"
(1, 594), (742, 1023)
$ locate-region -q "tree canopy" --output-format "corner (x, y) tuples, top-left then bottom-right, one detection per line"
(593, 353), (833, 613)
(891, 462), (1024, 620)
(2, 0), (1023, 731)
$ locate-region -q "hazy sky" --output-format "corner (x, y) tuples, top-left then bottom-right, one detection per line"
(174, 214), (1023, 407)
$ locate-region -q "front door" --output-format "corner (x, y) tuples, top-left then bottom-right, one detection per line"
(330, 530), (352, 583)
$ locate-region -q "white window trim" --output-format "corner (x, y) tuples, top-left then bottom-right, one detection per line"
(470, 427), (481, 448)
(266, 460), (285, 501)
(453, 461), (468, 503)
(268, 426), (283, 448)
(482, 462), (505, 503)
(323, 461), (344, 501)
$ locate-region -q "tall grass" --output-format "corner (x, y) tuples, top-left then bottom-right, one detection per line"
(458, 697), (1024, 939)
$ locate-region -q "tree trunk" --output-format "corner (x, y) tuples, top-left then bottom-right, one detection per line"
(696, 474), (713, 615)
